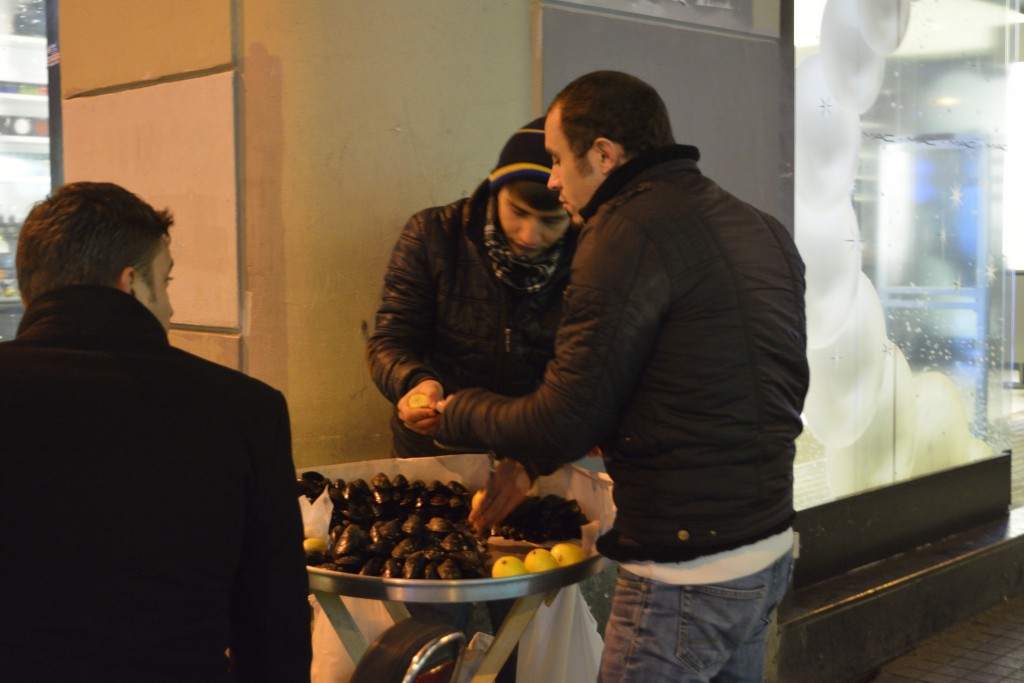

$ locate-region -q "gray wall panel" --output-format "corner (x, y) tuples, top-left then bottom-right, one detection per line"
(540, 4), (794, 228)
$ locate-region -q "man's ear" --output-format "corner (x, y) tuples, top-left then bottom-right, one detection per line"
(593, 137), (626, 174)
(116, 266), (136, 296)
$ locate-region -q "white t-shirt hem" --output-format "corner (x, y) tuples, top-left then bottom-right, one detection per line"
(618, 527), (794, 585)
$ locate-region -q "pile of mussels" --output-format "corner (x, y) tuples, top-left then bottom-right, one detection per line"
(298, 471), (487, 579)
(492, 494), (589, 544)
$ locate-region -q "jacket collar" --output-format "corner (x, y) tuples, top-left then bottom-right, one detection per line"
(16, 285), (169, 350)
(579, 144), (701, 221)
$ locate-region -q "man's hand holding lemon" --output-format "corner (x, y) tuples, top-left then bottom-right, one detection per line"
(397, 379), (443, 435)
(468, 457), (532, 534)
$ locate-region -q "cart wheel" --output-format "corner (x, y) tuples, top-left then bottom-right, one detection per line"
(350, 616), (466, 683)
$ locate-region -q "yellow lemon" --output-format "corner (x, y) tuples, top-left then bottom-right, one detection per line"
(550, 542), (587, 566)
(523, 548), (560, 573)
(471, 489), (486, 511)
(491, 556), (528, 578)
(408, 394), (431, 409)
(303, 537), (328, 554)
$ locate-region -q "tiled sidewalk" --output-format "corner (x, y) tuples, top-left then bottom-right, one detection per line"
(869, 406), (1024, 683)
(869, 593), (1024, 682)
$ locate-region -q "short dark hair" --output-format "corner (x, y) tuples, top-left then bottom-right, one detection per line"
(16, 182), (173, 305)
(549, 71), (675, 160)
(502, 178), (563, 212)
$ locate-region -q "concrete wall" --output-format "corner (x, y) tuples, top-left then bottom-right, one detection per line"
(58, 0), (535, 469)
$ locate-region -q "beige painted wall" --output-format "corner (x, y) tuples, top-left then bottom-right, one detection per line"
(239, 1), (534, 467)
(59, 0), (535, 469)
(60, 0), (233, 95)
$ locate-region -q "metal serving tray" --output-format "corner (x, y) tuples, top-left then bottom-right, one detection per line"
(307, 553), (606, 603)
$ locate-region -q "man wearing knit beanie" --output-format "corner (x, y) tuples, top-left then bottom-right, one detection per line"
(369, 116), (574, 455)
(488, 117), (553, 191)
(364, 119), (575, 683)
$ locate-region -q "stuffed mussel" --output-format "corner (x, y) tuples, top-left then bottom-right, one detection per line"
(302, 472), (488, 579)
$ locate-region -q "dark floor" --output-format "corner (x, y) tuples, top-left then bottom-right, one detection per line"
(867, 401), (1024, 683)
(868, 592), (1024, 682)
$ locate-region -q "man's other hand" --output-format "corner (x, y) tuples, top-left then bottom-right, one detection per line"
(468, 458), (531, 534)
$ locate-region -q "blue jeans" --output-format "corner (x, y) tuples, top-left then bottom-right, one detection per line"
(598, 549), (794, 683)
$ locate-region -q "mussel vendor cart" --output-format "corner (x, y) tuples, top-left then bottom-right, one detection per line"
(299, 453), (615, 683)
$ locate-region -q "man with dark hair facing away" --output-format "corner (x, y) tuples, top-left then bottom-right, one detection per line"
(0, 181), (312, 682)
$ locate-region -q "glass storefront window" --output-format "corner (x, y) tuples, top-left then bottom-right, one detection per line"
(793, 0), (1020, 507)
(0, 0), (50, 341)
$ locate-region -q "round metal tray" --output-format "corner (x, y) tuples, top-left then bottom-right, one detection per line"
(307, 553), (606, 603)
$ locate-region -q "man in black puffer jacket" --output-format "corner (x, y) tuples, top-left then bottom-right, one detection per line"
(368, 117), (576, 458)
(436, 72), (809, 683)
(366, 118), (575, 683)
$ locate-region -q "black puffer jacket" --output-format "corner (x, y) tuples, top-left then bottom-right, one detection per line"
(368, 180), (577, 457)
(438, 146), (809, 562)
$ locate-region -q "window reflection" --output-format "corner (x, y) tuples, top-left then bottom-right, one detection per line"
(793, 0), (1018, 507)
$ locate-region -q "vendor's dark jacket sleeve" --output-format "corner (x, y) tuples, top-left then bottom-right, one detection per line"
(437, 147), (809, 561)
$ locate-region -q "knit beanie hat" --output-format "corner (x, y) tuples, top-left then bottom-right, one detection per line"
(488, 117), (551, 191)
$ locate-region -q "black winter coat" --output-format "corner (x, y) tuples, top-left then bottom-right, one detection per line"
(437, 147), (809, 562)
(0, 286), (311, 682)
(368, 180), (577, 457)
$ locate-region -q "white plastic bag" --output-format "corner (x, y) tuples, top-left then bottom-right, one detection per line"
(309, 594), (396, 683)
(515, 585), (604, 683)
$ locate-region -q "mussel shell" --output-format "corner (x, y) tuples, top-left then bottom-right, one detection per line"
(371, 519), (403, 543)
(333, 524), (368, 556)
(329, 524), (348, 545)
(424, 562), (440, 580)
(391, 473), (409, 490)
(447, 480), (468, 496)
(426, 516), (454, 534)
(401, 513), (426, 536)
(436, 558), (462, 580)
(365, 539), (395, 557)
(402, 551), (427, 579)
(381, 558), (404, 578)
(421, 546), (447, 562)
(371, 472), (393, 492)
(332, 554), (365, 574)
(439, 532), (472, 553)
(359, 556), (384, 577)
(343, 503), (372, 524)
(343, 478), (371, 502)
(447, 549), (484, 571)
(327, 480), (346, 504)
(297, 471), (327, 501)
(371, 500), (399, 519)
(301, 471), (326, 485)
(380, 520), (403, 540)
(391, 535), (424, 559)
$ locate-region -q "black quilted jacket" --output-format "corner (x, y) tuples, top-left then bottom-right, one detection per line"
(368, 180), (577, 456)
(438, 147), (809, 562)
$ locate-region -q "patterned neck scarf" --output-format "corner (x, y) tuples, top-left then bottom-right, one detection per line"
(482, 194), (563, 294)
